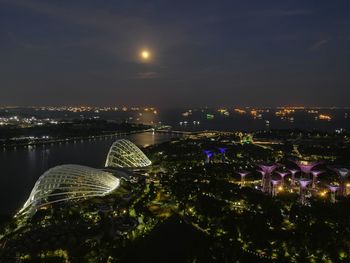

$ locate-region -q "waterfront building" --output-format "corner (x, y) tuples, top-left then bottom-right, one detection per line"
(19, 165), (120, 216)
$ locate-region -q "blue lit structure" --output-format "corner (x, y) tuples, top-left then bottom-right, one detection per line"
(217, 147), (227, 162)
(204, 150), (214, 164)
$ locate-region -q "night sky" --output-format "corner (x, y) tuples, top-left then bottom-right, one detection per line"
(1, 0), (350, 108)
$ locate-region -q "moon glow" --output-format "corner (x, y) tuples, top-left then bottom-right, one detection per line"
(140, 50), (150, 60)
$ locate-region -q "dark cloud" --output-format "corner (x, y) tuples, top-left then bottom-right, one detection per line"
(309, 39), (330, 51)
(135, 72), (160, 79)
(0, 0), (349, 107)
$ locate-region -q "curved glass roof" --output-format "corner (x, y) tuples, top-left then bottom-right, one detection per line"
(19, 164), (120, 215)
(105, 139), (152, 168)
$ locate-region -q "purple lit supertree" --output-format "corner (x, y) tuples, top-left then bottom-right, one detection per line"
(331, 168), (350, 196)
(203, 150), (213, 164)
(288, 169), (299, 186)
(258, 164), (278, 193)
(297, 178), (311, 205)
(276, 171), (289, 186)
(217, 147), (227, 162)
(310, 170), (324, 189)
(257, 170), (266, 188)
(258, 164), (278, 175)
(271, 179), (281, 197)
(293, 160), (321, 175)
(327, 185), (339, 203)
(237, 171), (249, 186)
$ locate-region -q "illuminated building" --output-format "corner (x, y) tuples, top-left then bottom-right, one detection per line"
(206, 114), (214, 120)
(105, 139), (152, 168)
(19, 165), (120, 216)
(318, 114), (331, 121)
(234, 108), (246, 114)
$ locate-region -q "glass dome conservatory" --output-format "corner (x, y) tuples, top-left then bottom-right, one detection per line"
(19, 164), (120, 215)
(105, 139), (152, 168)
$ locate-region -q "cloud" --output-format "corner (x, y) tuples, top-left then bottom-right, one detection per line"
(1, 0), (194, 68)
(309, 39), (329, 51)
(254, 9), (312, 17)
(224, 9), (311, 19)
(135, 71), (160, 79)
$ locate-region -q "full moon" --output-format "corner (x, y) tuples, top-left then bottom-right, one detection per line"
(141, 50), (150, 60)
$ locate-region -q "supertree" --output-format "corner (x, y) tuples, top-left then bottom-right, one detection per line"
(271, 179), (281, 197)
(203, 150), (214, 164)
(237, 171), (250, 186)
(288, 169), (299, 186)
(297, 178), (311, 205)
(310, 170), (324, 189)
(258, 164), (278, 174)
(258, 164), (278, 193)
(293, 160), (321, 176)
(217, 147), (227, 162)
(257, 170), (266, 188)
(327, 185), (339, 203)
(331, 168), (350, 196)
(276, 171), (289, 186)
